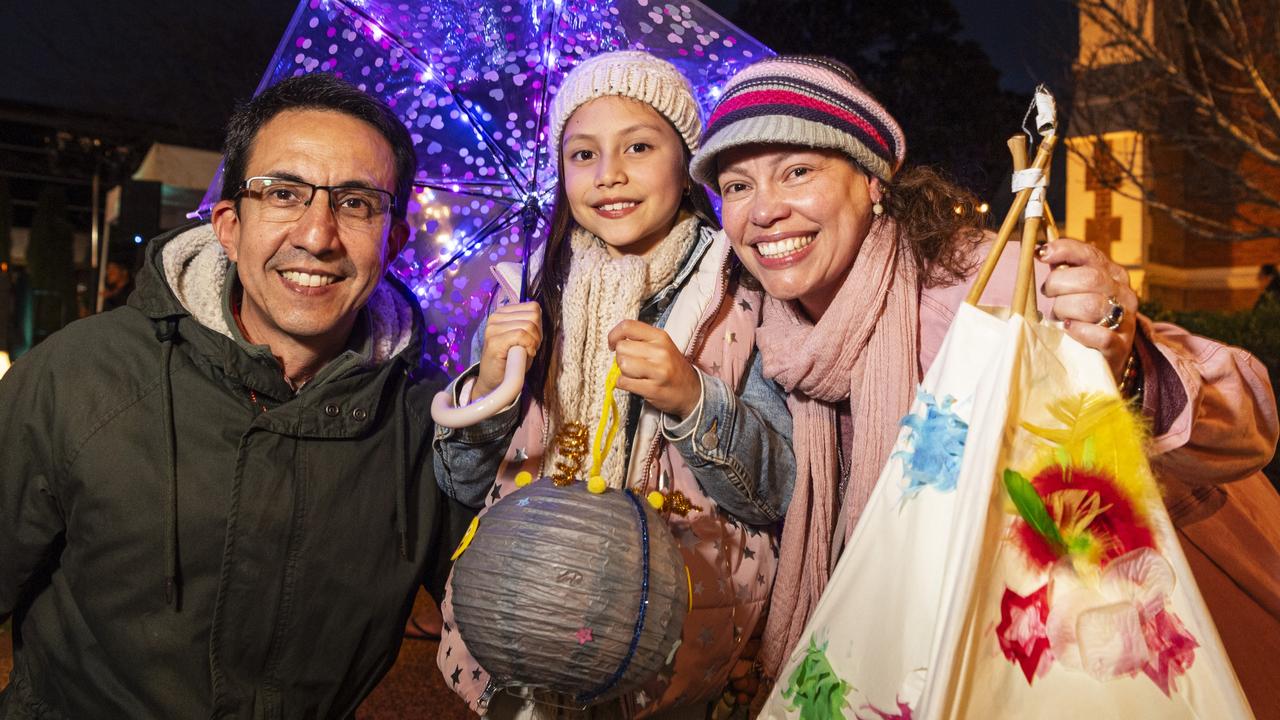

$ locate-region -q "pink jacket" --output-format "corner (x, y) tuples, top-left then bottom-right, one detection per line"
(436, 231), (778, 717)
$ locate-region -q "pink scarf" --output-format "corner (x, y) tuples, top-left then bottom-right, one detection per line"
(756, 218), (921, 678)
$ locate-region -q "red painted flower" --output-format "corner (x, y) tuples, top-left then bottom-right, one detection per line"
(996, 584), (1054, 683)
(1141, 606), (1199, 696)
(1015, 465), (1155, 570)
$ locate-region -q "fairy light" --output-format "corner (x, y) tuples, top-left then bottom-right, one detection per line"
(220, 0), (776, 373)
(418, 201), (450, 221)
(436, 232), (463, 257)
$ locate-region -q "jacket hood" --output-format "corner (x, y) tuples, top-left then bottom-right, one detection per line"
(131, 222), (424, 367)
(126, 222), (435, 615)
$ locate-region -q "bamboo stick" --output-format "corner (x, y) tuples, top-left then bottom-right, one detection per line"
(965, 132), (1059, 306)
(1005, 136), (1043, 319)
(1043, 203), (1061, 242)
(1017, 215), (1043, 318)
(1008, 135), (1029, 173)
(1012, 153), (1050, 318)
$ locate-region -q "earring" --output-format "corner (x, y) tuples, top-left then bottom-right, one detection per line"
(872, 200), (884, 216)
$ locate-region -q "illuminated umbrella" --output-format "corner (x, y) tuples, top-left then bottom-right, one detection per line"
(197, 0), (771, 372)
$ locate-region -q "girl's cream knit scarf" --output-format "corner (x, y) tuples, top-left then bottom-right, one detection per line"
(549, 215), (699, 485)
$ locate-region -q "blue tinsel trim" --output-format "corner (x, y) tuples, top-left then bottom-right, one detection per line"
(576, 489), (651, 704)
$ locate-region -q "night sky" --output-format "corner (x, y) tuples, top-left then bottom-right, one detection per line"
(953, 0), (1077, 94)
(0, 0), (1076, 148)
(0, 2), (296, 147)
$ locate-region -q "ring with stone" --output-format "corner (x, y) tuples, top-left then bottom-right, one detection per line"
(1097, 295), (1124, 331)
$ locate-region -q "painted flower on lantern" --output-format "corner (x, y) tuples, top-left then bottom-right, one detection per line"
(1008, 392), (1160, 574)
(855, 696), (916, 717)
(1004, 464), (1156, 577)
(1141, 605), (1199, 695)
(996, 583), (1054, 683)
(1045, 548), (1198, 695)
(856, 697), (914, 720)
(992, 391), (1197, 693)
(782, 637), (853, 720)
(893, 389), (969, 501)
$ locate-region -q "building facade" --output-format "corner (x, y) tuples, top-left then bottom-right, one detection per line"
(1065, 0), (1280, 310)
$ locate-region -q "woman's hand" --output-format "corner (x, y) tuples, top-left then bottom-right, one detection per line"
(1038, 238), (1138, 380)
(473, 301), (542, 399)
(607, 320), (701, 419)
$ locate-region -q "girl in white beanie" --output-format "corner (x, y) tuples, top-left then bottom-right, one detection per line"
(433, 50), (795, 718)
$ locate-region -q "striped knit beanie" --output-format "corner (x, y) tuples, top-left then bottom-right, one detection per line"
(689, 55), (906, 190)
(550, 50), (702, 155)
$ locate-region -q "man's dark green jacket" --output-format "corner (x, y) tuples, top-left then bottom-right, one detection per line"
(0, 223), (472, 718)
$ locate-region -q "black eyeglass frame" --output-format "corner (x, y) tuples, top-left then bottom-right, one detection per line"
(235, 175), (398, 220)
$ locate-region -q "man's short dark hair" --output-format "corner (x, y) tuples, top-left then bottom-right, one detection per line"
(220, 73), (416, 219)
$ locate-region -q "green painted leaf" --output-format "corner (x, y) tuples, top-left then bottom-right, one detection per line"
(783, 637), (852, 720)
(1003, 469), (1066, 554)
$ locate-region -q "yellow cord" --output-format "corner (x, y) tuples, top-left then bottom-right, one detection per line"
(589, 361), (622, 480)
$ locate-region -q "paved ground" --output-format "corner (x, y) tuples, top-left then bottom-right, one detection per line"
(358, 591), (473, 719)
(0, 593), (473, 719)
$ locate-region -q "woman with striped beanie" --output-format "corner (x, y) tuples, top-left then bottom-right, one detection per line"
(690, 54), (1280, 717)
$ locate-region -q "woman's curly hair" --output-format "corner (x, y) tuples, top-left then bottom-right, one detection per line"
(883, 165), (988, 289)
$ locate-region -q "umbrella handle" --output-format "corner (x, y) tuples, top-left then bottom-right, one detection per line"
(431, 346), (527, 428)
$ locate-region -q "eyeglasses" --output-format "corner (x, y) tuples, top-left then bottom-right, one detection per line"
(237, 176), (397, 228)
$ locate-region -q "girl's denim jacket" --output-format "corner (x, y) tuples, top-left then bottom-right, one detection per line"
(433, 225), (795, 525)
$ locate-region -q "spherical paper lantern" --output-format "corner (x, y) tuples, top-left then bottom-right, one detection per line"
(451, 479), (688, 705)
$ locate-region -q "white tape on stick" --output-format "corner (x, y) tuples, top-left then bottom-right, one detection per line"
(1011, 168), (1045, 193)
(1034, 85), (1057, 134)
(1024, 186), (1046, 219)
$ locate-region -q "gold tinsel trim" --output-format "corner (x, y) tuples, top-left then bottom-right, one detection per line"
(551, 421), (590, 486)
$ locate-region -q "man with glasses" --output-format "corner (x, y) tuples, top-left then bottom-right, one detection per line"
(0, 74), (471, 717)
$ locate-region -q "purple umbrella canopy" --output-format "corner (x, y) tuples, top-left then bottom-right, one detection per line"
(198, 0), (771, 372)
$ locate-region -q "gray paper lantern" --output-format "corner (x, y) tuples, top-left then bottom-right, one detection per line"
(451, 479), (688, 705)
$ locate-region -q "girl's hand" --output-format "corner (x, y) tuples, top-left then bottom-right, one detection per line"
(1038, 238), (1138, 381)
(607, 320), (701, 419)
(473, 301), (542, 399)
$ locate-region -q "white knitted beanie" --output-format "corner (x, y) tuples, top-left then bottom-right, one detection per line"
(550, 50), (702, 154)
